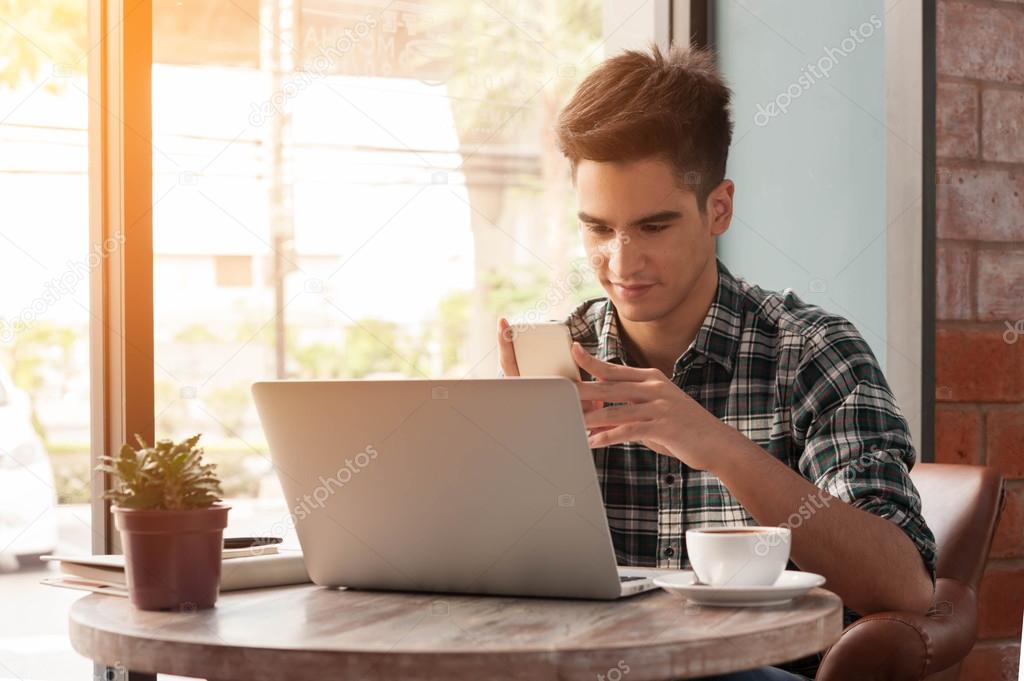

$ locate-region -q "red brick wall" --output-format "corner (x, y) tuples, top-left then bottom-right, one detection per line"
(936, 1), (1024, 678)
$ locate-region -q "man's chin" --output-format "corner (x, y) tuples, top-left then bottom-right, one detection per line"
(608, 297), (666, 323)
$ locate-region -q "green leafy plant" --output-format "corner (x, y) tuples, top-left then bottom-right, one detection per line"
(96, 434), (224, 510)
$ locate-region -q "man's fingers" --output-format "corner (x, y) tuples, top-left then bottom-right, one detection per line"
(584, 403), (653, 429)
(587, 424), (641, 449)
(571, 342), (647, 381)
(576, 380), (652, 403)
(497, 318), (520, 376)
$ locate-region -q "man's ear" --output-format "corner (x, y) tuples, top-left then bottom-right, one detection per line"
(705, 180), (734, 237)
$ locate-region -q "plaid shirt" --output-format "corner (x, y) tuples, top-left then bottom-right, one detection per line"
(564, 259), (937, 678)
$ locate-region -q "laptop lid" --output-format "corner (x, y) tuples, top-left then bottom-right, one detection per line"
(252, 378), (624, 599)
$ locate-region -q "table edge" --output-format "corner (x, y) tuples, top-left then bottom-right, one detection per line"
(69, 588), (844, 680)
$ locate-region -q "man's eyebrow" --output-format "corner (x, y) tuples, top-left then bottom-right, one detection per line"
(576, 210), (683, 226)
(577, 211), (606, 224)
(628, 210), (682, 226)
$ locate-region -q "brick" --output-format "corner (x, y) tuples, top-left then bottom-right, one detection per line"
(978, 250), (1024, 322)
(992, 485), (1024, 557)
(961, 642), (1020, 681)
(937, 81), (978, 159)
(936, 243), (973, 320)
(983, 89), (1024, 162)
(938, 1), (1024, 84)
(935, 328), (1024, 402)
(978, 568), (1024, 639)
(935, 408), (981, 464)
(989, 410), (1024, 478)
(936, 167), (1024, 241)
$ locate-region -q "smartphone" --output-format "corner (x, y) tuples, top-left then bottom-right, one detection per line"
(509, 321), (580, 381)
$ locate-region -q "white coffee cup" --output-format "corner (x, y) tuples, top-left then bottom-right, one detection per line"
(685, 526), (791, 587)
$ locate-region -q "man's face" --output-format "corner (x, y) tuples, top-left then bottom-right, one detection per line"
(575, 157), (732, 323)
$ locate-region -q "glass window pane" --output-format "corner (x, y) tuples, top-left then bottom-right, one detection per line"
(0, 0), (93, 677)
(713, 0), (889, 366)
(152, 0), (605, 542)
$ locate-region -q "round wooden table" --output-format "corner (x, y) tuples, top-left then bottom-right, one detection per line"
(70, 583), (843, 680)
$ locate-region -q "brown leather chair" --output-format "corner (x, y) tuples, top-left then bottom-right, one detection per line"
(816, 463), (1006, 681)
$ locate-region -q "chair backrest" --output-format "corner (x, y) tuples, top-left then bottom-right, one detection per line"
(910, 463), (1005, 589)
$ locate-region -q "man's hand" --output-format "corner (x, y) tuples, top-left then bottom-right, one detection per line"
(572, 342), (735, 471)
(497, 318), (520, 376)
(572, 344), (937, 615)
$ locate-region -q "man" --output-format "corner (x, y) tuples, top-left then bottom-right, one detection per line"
(496, 45), (936, 680)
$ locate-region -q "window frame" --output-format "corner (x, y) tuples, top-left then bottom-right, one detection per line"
(88, 0), (155, 555)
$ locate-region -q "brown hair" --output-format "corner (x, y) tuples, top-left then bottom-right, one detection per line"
(555, 44), (733, 207)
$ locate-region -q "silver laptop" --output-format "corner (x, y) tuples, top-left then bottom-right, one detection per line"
(252, 377), (666, 599)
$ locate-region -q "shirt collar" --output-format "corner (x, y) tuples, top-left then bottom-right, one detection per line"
(596, 258), (743, 373)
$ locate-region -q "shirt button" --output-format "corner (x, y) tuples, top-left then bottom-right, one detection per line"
(664, 474), (676, 485)
(663, 546), (675, 557)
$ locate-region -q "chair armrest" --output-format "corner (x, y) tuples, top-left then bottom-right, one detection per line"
(816, 578), (977, 681)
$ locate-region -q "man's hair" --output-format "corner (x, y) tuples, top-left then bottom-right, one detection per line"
(555, 44), (733, 207)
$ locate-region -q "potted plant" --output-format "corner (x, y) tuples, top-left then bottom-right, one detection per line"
(96, 433), (228, 611)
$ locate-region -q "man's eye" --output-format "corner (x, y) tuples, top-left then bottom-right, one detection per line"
(641, 223), (669, 233)
(586, 224), (614, 235)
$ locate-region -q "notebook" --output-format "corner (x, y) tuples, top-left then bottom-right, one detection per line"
(39, 549), (310, 596)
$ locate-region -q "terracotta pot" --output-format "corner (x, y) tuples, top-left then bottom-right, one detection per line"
(113, 505), (229, 611)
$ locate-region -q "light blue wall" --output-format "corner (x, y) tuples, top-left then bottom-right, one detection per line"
(713, 0), (888, 368)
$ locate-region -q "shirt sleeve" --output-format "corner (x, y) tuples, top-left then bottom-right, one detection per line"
(791, 320), (938, 583)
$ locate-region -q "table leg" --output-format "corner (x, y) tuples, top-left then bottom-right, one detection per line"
(93, 662), (157, 681)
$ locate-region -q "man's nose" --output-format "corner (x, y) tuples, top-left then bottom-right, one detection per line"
(606, 235), (642, 277)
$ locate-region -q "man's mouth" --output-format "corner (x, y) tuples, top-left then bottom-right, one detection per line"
(611, 282), (655, 300)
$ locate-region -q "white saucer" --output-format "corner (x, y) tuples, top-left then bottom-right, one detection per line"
(652, 570), (826, 607)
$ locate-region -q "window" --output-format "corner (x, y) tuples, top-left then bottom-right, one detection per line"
(150, 0), (616, 541)
(215, 255), (255, 287)
(709, 0), (928, 449)
(713, 0), (888, 364)
(0, 0), (93, 677)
